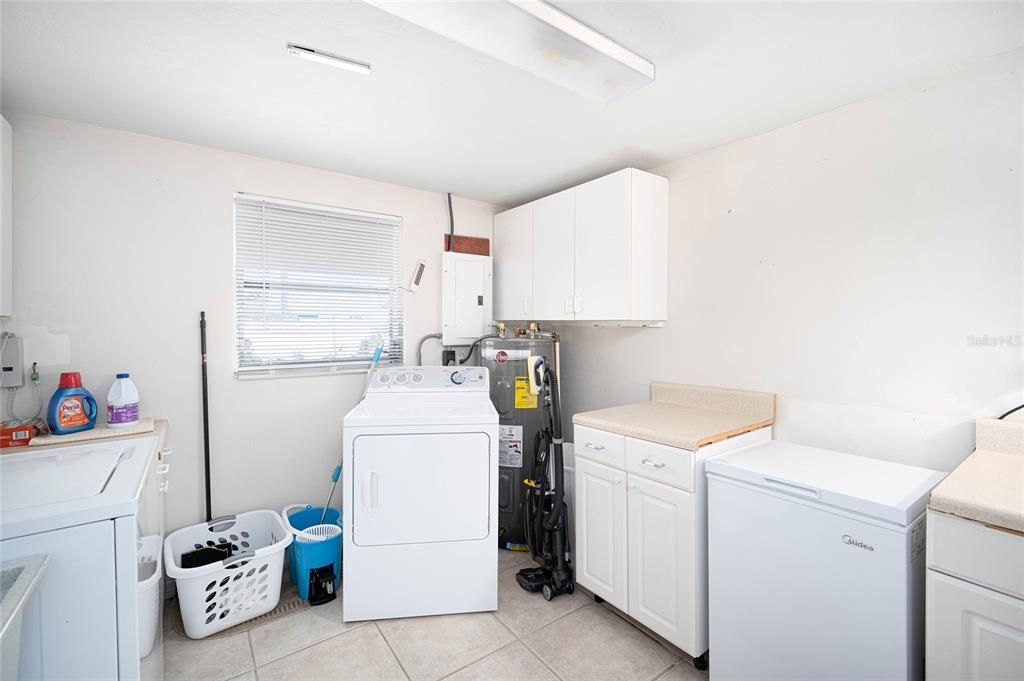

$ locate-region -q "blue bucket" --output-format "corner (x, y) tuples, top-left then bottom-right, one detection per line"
(282, 505), (342, 601)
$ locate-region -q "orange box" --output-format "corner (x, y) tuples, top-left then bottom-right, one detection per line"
(1, 419), (47, 449)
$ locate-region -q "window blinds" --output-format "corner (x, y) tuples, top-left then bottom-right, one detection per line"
(234, 193), (403, 374)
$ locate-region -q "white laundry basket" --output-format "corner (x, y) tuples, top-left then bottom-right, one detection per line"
(164, 511), (292, 639)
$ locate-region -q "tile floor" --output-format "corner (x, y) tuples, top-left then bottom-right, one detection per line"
(165, 550), (709, 681)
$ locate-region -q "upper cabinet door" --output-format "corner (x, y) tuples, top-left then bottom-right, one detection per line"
(531, 189), (575, 321)
(493, 203), (533, 320)
(1, 116), (12, 317)
(574, 170), (631, 320)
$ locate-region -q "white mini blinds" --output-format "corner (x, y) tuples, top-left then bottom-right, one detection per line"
(234, 193), (403, 375)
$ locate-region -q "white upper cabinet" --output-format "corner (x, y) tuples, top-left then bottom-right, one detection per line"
(1, 116), (12, 317)
(531, 189), (575, 321)
(574, 170), (631, 320)
(492, 168), (667, 323)
(493, 202), (533, 320)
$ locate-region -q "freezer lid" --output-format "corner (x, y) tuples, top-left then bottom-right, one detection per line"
(706, 440), (947, 526)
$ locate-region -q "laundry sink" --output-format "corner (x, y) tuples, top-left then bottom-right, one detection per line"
(1, 555), (48, 681)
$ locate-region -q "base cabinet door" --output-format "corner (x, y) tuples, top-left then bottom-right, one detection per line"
(575, 456), (628, 610)
(627, 474), (695, 652)
(927, 570), (1024, 681)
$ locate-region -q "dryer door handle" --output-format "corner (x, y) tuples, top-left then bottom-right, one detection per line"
(361, 471), (380, 512)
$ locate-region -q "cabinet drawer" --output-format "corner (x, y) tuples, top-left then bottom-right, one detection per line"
(575, 425), (626, 468)
(626, 437), (694, 491)
(928, 511), (1024, 600)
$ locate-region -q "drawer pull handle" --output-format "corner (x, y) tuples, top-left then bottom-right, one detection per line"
(641, 458), (666, 469)
(585, 443), (606, 451)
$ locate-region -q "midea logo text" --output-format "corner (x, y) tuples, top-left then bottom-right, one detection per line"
(842, 535), (874, 552)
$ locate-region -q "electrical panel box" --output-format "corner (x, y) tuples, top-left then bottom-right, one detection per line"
(442, 251), (493, 346)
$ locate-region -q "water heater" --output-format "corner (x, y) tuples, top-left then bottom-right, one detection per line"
(477, 335), (556, 548)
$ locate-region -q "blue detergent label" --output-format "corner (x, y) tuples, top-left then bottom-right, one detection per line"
(108, 402), (139, 424)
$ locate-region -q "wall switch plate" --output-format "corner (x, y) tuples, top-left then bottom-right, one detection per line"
(1, 336), (24, 388)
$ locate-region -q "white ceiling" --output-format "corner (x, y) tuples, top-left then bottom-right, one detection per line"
(2, 1), (1022, 206)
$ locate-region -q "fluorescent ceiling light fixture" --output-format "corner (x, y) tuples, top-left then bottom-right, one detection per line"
(365, 0), (654, 102)
(287, 44), (371, 75)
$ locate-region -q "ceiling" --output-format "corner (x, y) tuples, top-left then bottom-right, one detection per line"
(2, 1), (1022, 206)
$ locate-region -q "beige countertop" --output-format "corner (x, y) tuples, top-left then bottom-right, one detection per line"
(2, 417), (170, 454)
(573, 383), (776, 451)
(929, 418), (1024, 533)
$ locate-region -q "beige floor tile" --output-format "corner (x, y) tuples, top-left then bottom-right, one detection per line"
(444, 641), (559, 681)
(249, 597), (364, 666)
(257, 625), (405, 681)
(164, 628), (254, 681)
(493, 566), (589, 636)
(498, 548), (534, 572)
(378, 612), (514, 681)
(524, 605), (679, 681)
(227, 673), (257, 681)
(654, 661), (709, 681)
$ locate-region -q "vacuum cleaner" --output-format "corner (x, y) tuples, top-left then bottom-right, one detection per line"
(516, 355), (575, 601)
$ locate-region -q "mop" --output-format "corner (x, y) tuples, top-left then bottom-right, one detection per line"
(318, 346), (382, 524)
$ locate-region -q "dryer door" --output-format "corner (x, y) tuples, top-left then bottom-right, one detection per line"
(351, 432), (492, 547)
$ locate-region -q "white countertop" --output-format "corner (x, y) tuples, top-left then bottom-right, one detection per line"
(929, 418), (1024, 533)
(572, 383), (776, 451)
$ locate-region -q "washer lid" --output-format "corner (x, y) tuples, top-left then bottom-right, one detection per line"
(1, 445), (126, 511)
(706, 440), (947, 526)
(0, 436), (158, 538)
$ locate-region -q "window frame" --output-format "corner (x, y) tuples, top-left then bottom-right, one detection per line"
(232, 192), (404, 379)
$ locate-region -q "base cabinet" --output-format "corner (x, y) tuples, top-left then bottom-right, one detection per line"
(575, 457), (628, 610)
(574, 427), (721, 657)
(627, 474), (695, 649)
(927, 570), (1024, 680)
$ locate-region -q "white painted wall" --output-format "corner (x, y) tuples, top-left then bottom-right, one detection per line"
(4, 113), (496, 531)
(557, 51), (1024, 472)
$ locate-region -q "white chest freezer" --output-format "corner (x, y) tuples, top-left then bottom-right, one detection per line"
(706, 440), (946, 681)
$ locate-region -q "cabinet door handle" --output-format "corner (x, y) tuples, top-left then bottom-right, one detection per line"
(641, 458), (666, 469)
(159, 480), (170, 493)
(156, 464), (170, 475)
(159, 447), (173, 460)
(523, 297), (530, 315)
(585, 442), (605, 451)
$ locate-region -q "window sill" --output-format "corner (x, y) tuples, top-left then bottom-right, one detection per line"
(235, 364), (381, 381)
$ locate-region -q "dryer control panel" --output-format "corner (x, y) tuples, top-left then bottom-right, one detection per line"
(367, 366), (489, 392)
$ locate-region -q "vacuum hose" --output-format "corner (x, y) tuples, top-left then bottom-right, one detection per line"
(541, 366), (565, 531)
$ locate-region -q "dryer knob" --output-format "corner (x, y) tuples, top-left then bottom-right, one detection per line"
(450, 371), (465, 385)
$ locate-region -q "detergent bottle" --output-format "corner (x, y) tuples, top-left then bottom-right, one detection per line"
(47, 372), (98, 435)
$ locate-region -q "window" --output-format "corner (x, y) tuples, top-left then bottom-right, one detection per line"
(234, 193), (403, 375)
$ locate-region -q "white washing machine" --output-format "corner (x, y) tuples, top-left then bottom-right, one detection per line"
(342, 365), (498, 622)
(0, 434), (169, 681)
